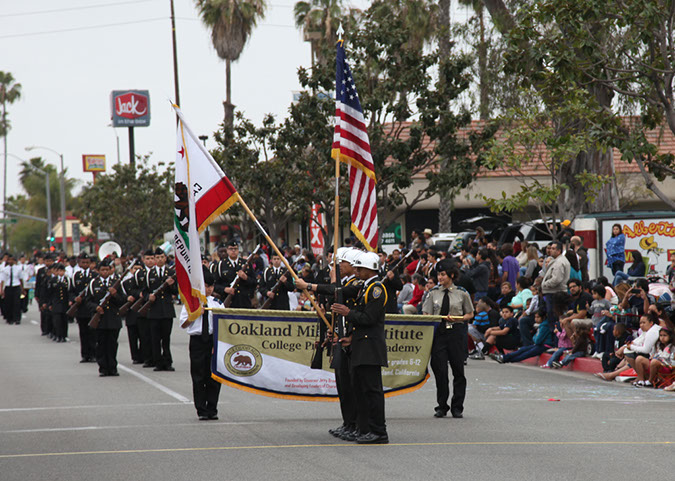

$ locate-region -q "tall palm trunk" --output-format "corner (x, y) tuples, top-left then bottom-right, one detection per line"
(477, 5), (489, 121)
(224, 58), (235, 129)
(438, 0), (453, 233)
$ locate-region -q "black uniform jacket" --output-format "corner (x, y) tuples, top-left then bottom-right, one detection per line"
(259, 266), (294, 310)
(71, 269), (97, 318)
(346, 278), (388, 368)
(48, 276), (71, 314)
(86, 275), (125, 330)
(146, 265), (177, 319)
(214, 257), (256, 307)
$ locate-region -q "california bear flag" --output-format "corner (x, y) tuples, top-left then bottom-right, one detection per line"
(173, 105), (240, 322)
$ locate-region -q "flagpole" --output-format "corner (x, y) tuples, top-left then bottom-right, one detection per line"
(236, 197), (332, 330)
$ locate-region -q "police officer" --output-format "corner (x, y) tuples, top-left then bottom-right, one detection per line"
(147, 248), (177, 371)
(71, 254), (97, 362)
(332, 251), (389, 445)
(296, 247), (363, 442)
(86, 259), (125, 376)
(259, 253), (294, 310)
(422, 261), (474, 419)
(213, 241), (256, 307)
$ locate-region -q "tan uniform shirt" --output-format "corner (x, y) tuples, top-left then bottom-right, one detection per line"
(422, 285), (473, 318)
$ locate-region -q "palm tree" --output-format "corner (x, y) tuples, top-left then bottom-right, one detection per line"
(458, 0), (489, 120)
(195, 0), (266, 129)
(294, 0), (354, 66)
(0, 71), (22, 250)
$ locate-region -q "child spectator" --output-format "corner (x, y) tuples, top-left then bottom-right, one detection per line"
(634, 328), (675, 388)
(497, 282), (515, 309)
(589, 285), (612, 357)
(542, 320), (574, 368)
(518, 283), (542, 346)
(601, 323), (630, 373)
(493, 310), (555, 363)
(482, 305), (520, 354)
(397, 274), (413, 313)
(551, 324), (591, 368)
(509, 277), (533, 316)
(402, 274), (425, 314)
(468, 297), (500, 360)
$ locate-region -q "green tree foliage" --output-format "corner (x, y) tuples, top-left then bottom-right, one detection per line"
(76, 159), (173, 254)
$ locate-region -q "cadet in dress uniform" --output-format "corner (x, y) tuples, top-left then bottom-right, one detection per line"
(146, 248), (177, 371)
(36, 254), (55, 336)
(180, 268), (222, 420)
(121, 261), (143, 364)
(213, 241), (256, 307)
(332, 251), (389, 445)
(259, 253), (294, 310)
(422, 261), (474, 419)
(86, 259), (125, 376)
(297, 247), (364, 442)
(124, 250), (156, 367)
(71, 254), (97, 362)
(48, 263), (71, 342)
(0, 254), (25, 324)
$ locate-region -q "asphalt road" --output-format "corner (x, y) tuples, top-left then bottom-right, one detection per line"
(1, 303), (674, 481)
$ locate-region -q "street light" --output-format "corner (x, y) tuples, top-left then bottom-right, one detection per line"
(7, 153), (52, 248)
(25, 146), (67, 254)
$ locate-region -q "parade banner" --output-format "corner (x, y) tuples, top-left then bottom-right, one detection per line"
(211, 308), (440, 402)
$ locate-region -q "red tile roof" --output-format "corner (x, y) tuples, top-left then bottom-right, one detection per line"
(386, 118), (675, 179)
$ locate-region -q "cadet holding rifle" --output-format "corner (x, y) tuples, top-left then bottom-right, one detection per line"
(296, 247), (364, 442)
(69, 254), (97, 362)
(85, 258), (125, 377)
(259, 253), (295, 310)
(213, 240), (256, 307)
(146, 248), (177, 372)
(122, 250), (156, 367)
(121, 261), (143, 364)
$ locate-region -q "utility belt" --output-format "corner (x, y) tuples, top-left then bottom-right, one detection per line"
(441, 319), (465, 330)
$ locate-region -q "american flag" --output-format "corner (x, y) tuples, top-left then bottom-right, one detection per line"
(331, 40), (379, 252)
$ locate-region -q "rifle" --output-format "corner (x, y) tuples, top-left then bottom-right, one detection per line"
(388, 248), (414, 274)
(66, 286), (89, 318)
(118, 272), (142, 316)
(223, 244), (261, 308)
(136, 273), (177, 317)
(89, 259), (138, 328)
(259, 259), (300, 310)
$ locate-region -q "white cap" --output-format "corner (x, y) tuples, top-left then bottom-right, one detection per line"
(352, 251), (380, 271)
(335, 247), (351, 263)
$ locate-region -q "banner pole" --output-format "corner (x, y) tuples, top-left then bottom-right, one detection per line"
(237, 196), (332, 330)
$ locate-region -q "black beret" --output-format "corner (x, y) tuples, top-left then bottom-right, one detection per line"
(203, 266), (215, 286)
(99, 258), (112, 268)
(154, 247), (165, 256)
(143, 249), (155, 256)
(227, 240), (238, 248)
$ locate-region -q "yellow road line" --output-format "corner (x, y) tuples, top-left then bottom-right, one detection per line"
(1, 440), (673, 459)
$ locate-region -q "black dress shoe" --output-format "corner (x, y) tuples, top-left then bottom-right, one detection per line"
(99, 372), (108, 377)
(329, 425), (345, 437)
(451, 411), (463, 419)
(339, 428), (358, 442)
(164, 366), (175, 372)
(434, 409), (447, 418)
(207, 414), (218, 420)
(142, 363), (155, 368)
(356, 432), (389, 444)
(109, 371), (120, 376)
(198, 415), (209, 421)
(80, 359), (89, 363)
(132, 360), (144, 364)
(153, 366), (164, 371)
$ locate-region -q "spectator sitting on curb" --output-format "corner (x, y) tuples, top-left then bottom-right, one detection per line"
(482, 305), (520, 355)
(468, 297), (500, 360)
(542, 319), (574, 369)
(402, 274), (425, 315)
(601, 323), (630, 373)
(550, 323), (591, 369)
(518, 281), (542, 346)
(560, 279), (592, 333)
(589, 285), (613, 358)
(492, 309), (555, 364)
(633, 328), (675, 388)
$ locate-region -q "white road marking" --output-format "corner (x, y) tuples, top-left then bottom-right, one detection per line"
(117, 364), (191, 403)
(0, 402), (183, 413)
(30, 320), (38, 325)
(2, 421), (265, 434)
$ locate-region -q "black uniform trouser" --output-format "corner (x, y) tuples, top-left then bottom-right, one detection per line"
(150, 317), (173, 368)
(430, 323), (467, 415)
(3, 286), (21, 324)
(96, 328), (120, 374)
(351, 364), (387, 436)
(137, 317), (153, 364)
(77, 317), (96, 360)
(333, 350), (358, 430)
(126, 323), (142, 362)
(40, 306), (52, 334)
(52, 312), (67, 340)
(189, 335), (221, 417)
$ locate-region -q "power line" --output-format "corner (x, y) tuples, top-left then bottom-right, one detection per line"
(0, 17), (167, 39)
(0, 0), (160, 18)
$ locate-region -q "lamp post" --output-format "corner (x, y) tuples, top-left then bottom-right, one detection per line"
(26, 146), (67, 254)
(7, 153), (52, 248)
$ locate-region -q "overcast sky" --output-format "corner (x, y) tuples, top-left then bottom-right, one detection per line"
(1, 0), (470, 203)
